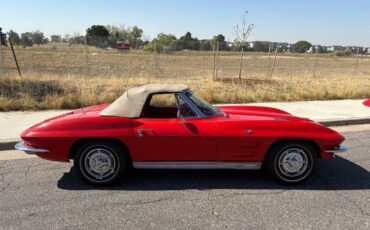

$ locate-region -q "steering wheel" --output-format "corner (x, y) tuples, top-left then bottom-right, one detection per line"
(179, 104), (194, 117)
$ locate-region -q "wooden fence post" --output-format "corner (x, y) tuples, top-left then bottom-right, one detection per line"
(269, 48), (278, 79)
(9, 40), (21, 76)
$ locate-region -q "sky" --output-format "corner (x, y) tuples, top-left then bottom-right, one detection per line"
(1, 0), (370, 46)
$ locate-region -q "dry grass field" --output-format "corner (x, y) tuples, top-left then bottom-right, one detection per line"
(0, 44), (370, 111)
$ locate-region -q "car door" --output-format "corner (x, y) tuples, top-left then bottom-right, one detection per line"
(133, 117), (218, 161)
(132, 93), (218, 161)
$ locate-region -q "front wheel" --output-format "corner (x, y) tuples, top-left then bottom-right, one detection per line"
(266, 141), (317, 184)
(74, 140), (129, 186)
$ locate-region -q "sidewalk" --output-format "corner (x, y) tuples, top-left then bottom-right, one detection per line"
(0, 110), (68, 150)
(1, 99), (370, 150)
(248, 99), (370, 126)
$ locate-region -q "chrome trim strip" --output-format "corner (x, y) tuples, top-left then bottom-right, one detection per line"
(133, 161), (262, 170)
(15, 141), (50, 154)
(324, 145), (347, 153)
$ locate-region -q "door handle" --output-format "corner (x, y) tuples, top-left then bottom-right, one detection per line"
(137, 129), (155, 137)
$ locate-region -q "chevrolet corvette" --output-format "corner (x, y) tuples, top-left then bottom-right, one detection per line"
(16, 84), (346, 185)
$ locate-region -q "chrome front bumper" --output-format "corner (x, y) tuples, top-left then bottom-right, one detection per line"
(15, 141), (49, 154)
(324, 145), (347, 154)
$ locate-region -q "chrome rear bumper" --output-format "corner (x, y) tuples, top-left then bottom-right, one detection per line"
(15, 141), (49, 154)
(324, 145), (347, 153)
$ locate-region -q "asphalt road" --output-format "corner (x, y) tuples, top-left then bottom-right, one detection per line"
(0, 127), (369, 229)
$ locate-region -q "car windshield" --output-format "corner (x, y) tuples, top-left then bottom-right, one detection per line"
(185, 91), (221, 117)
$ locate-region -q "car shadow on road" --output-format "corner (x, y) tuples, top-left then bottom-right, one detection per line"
(57, 156), (370, 191)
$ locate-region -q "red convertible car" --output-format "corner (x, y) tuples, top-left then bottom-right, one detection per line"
(16, 84), (346, 186)
(364, 99), (370, 107)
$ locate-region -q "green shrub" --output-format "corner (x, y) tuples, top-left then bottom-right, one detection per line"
(143, 43), (155, 52)
(334, 50), (352, 57)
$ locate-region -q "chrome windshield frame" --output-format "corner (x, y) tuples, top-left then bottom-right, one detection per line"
(176, 90), (220, 119)
(175, 92), (202, 118)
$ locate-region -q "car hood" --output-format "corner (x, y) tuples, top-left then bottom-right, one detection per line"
(219, 105), (307, 121)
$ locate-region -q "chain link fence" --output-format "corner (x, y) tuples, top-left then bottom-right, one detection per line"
(1, 38), (369, 80)
(213, 44), (370, 80)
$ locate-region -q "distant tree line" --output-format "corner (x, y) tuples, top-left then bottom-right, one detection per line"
(142, 32), (250, 53)
(83, 24), (144, 49)
(1, 25), (366, 56)
(6, 30), (49, 47)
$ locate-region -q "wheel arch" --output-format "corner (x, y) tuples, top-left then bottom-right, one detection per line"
(263, 138), (321, 166)
(69, 138), (132, 163)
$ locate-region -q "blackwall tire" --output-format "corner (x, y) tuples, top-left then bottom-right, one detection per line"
(74, 140), (129, 186)
(266, 141), (317, 184)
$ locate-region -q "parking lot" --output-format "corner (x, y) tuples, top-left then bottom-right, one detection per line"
(0, 126), (369, 229)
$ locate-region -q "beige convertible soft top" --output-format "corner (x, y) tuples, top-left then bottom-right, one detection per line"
(100, 84), (189, 118)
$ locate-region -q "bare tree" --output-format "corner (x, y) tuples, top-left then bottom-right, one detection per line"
(233, 11), (254, 80)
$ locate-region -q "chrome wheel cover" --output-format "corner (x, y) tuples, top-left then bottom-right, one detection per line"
(278, 147), (308, 178)
(83, 148), (117, 181)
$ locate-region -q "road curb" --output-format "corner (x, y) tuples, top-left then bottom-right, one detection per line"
(0, 139), (20, 151)
(318, 118), (370, 127)
(1, 118), (369, 152)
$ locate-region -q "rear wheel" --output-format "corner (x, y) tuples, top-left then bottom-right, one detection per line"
(266, 141), (317, 184)
(74, 140), (129, 186)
